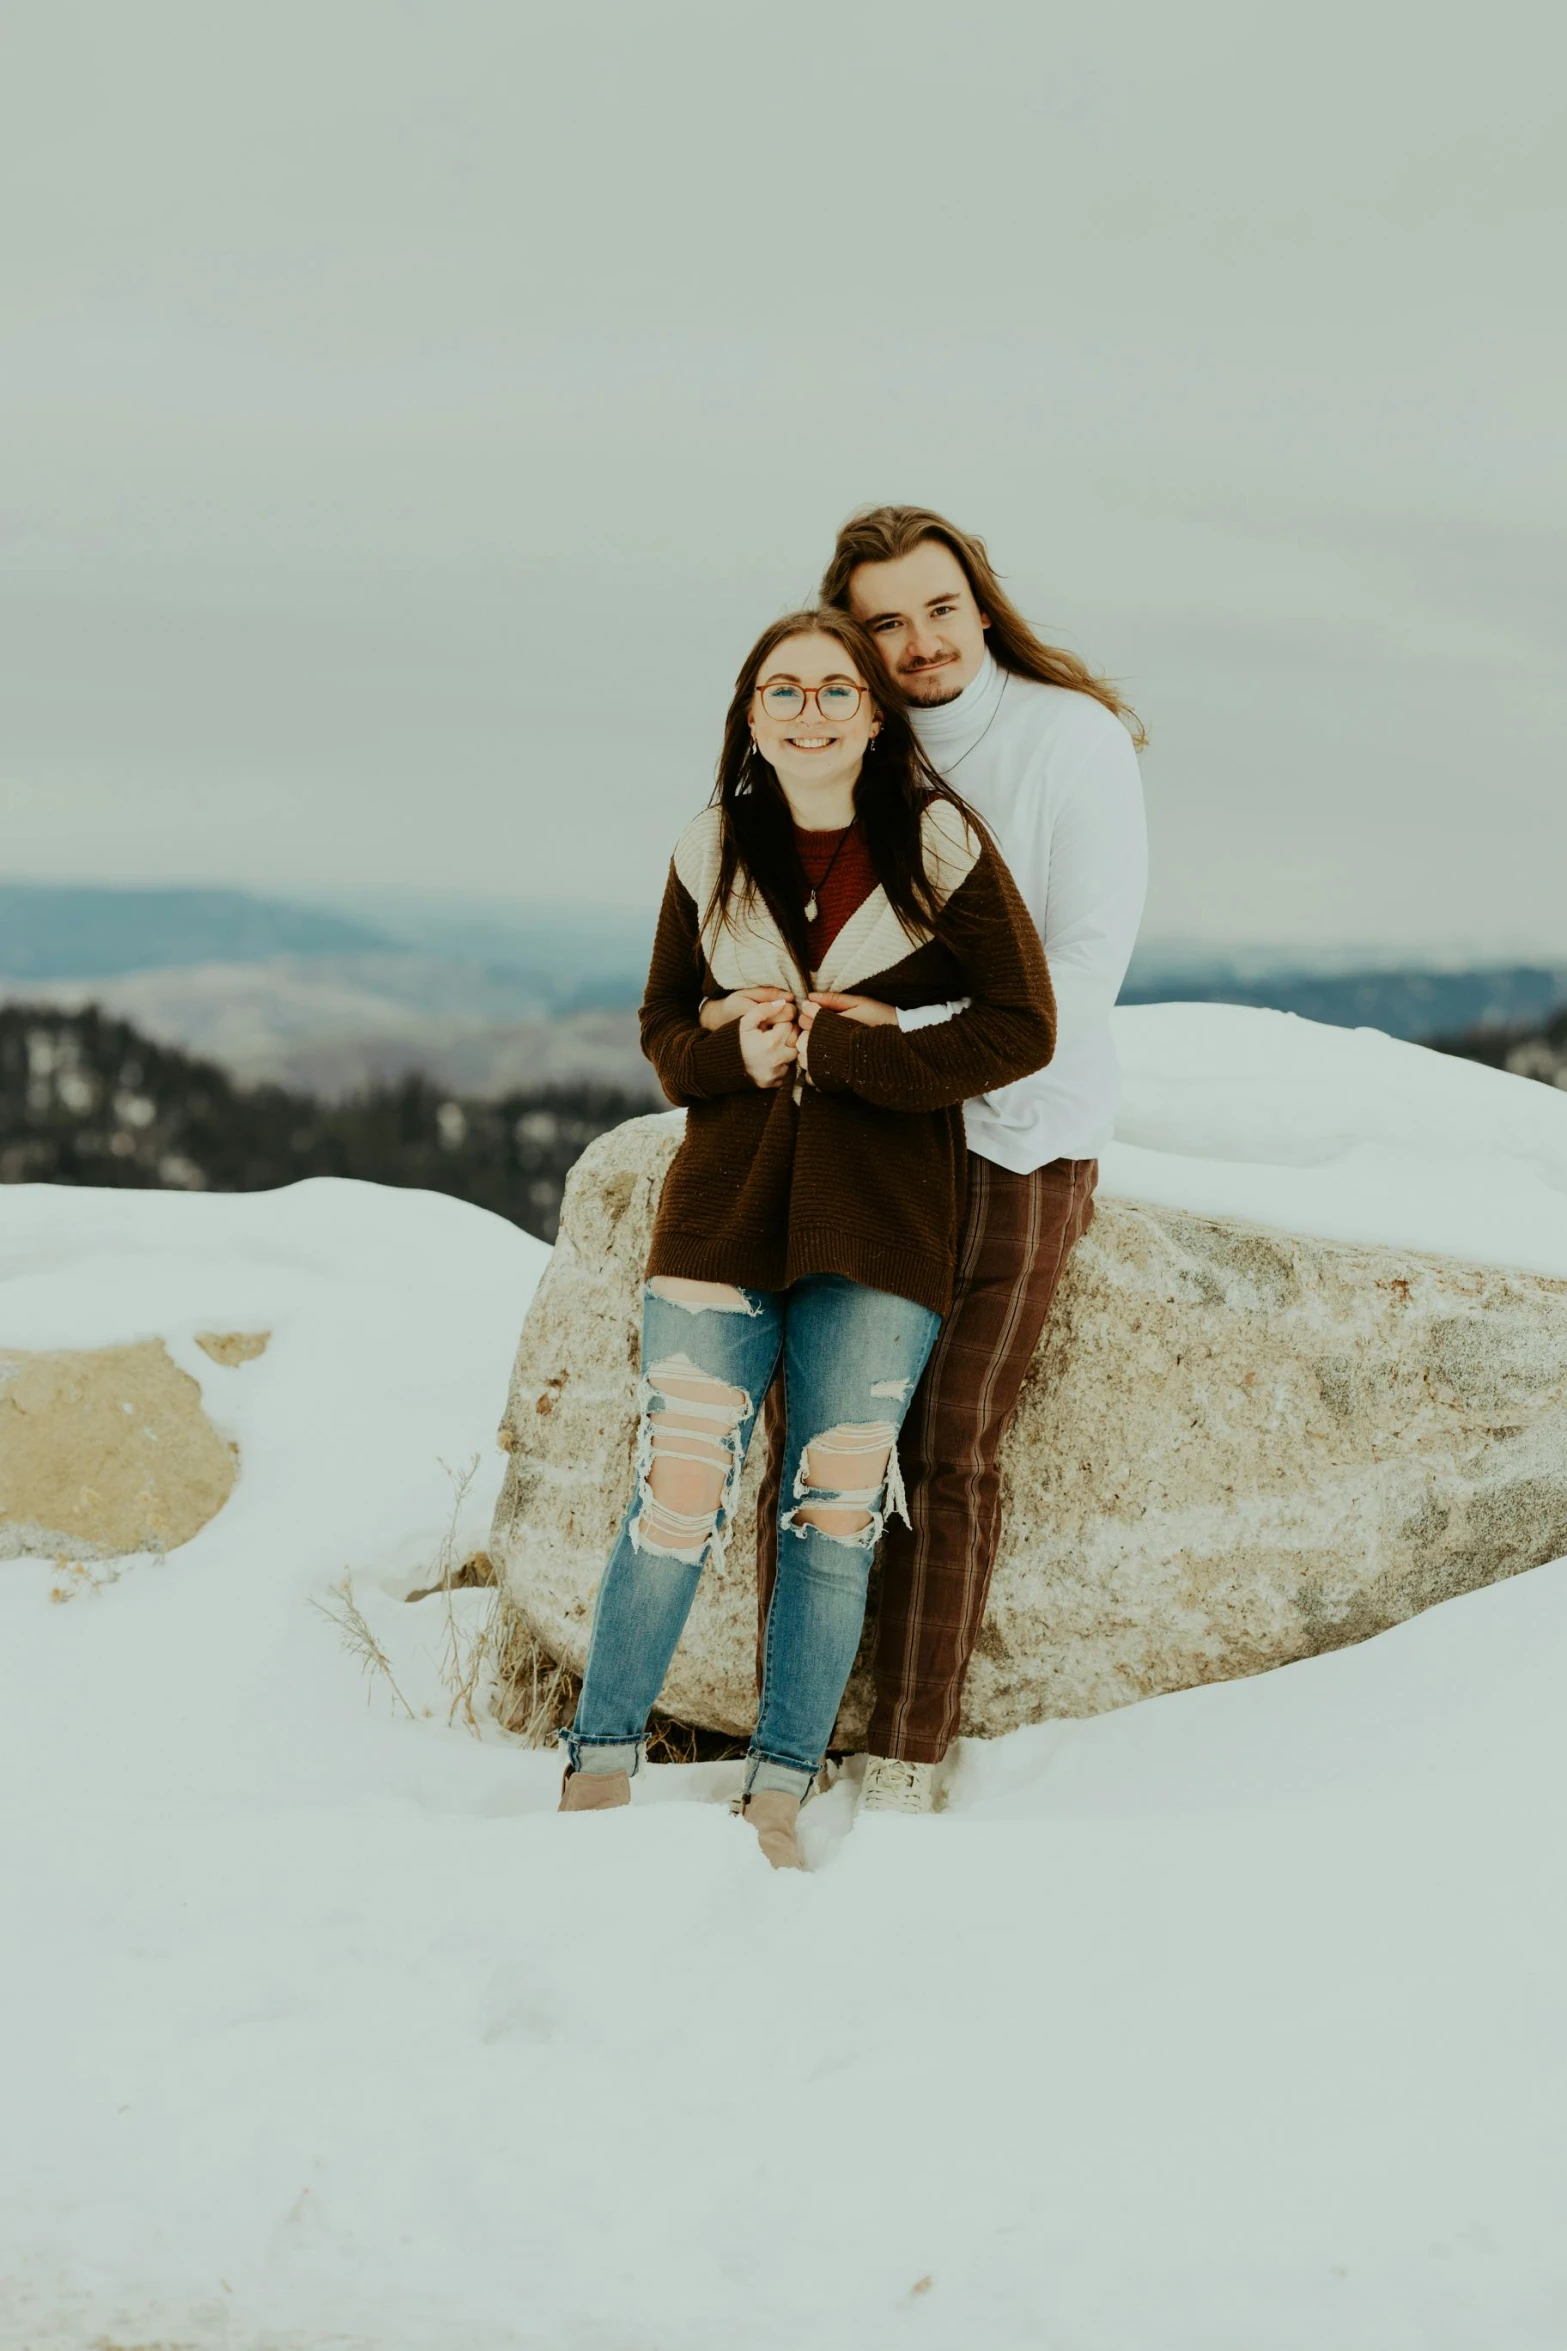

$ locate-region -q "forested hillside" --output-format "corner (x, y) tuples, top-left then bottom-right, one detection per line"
(0, 1006), (643, 1241)
(7, 1001), (1563, 1248)
(1432, 1008), (1567, 1090)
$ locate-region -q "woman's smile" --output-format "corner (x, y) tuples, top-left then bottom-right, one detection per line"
(747, 629), (880, 815)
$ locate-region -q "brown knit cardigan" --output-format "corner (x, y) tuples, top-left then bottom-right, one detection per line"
(639, 799), (1056, 1316)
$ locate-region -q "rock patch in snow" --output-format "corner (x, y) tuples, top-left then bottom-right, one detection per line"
(195, 1328), (271, 1366)
(0, 1339), (237, 1560)
(491, 1113), (1567, 1738)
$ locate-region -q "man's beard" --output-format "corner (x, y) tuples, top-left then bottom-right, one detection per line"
(892, 667), (967, 700)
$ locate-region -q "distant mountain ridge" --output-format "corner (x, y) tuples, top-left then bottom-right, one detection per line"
(1119, 964), (1567, 1044)
(0, 884), (396, 979)
(0, 960), (657, 1101)
(4, 883), (1562, 1085)
(0, 882), (649, 1010)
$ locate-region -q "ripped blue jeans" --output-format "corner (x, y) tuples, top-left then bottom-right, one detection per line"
(565, 1274), (941, 1802)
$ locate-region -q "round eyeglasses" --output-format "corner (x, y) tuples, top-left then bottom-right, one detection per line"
(755, 677), (866, 723)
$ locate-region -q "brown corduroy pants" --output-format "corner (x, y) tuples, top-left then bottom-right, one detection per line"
(754, 1154), (1097, 1763)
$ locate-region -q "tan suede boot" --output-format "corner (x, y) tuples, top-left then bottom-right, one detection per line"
(743, 1790), (804, 1870)
(558, 1767), (631, 1812)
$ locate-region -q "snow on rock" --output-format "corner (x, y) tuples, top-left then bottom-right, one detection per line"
(0, 1173), (547, 1756)
(493, 1007), (1567, 1737)
(5, 1015), (1567, 2348)
(1106, 1001), (1567, 1273)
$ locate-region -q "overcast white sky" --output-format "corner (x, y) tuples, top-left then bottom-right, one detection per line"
(3, 0), (1563, 953)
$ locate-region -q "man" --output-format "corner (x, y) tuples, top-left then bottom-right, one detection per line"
(755, 505), (1148, 1811)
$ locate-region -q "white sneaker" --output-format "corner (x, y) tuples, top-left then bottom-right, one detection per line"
(858, 1755), (939, 1815)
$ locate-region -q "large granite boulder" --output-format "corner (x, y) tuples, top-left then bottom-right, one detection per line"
(489, 1113), (1567, 1740)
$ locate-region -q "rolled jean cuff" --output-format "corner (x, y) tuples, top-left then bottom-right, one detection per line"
(560, 1731), (643, 1778)
(743, 1751), (817, 1803)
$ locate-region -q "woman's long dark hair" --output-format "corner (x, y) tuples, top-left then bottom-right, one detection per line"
(707, 607), (980, 986)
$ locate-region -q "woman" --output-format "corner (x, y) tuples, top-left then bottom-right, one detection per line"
(559, 606), (1056, 1867)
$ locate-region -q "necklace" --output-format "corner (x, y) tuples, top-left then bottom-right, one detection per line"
(800, 820), (855, 924)
(941, 672), (1008, 772)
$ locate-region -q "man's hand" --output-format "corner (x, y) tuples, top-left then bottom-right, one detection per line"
(700, 988), (790, 1032)
(738, 993), (799, 1089)
(802, 990), (900, 1028)
(797, 991), (896, 1084)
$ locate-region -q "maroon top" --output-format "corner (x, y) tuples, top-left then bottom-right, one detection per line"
(795, 820), (878, 966)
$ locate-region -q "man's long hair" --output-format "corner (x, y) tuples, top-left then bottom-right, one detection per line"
(709, 607), (980, 987)
(820, 503), (1146, 749)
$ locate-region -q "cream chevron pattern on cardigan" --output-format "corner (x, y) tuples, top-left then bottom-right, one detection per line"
(672, 799), (983, 996)
(641, 791), (1056, 1315)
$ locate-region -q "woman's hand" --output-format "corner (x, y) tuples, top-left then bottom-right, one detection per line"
(803, 990), (900, 1027)
(738, 993), (799, 1089)
(792, 993), (883, 1083)
(797, 992), (896, 1085)
(700, 987), (790, 1032)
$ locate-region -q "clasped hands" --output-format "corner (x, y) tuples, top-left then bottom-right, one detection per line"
(699, 986), (898, 1089)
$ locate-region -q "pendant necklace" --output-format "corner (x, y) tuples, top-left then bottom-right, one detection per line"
(941, 672), (1008, 773)
(802, 820), (855, 924)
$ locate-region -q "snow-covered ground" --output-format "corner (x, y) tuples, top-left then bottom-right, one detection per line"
(3, 1005), (1567, 2351)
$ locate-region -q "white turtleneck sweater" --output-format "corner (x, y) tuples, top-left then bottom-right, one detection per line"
(900, 651), (1148, 1173)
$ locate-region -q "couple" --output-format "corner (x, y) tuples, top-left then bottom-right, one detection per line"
(558, 505), (1148, 1868)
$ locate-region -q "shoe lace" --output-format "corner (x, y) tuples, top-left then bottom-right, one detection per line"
(863, 1756), (931, 1810)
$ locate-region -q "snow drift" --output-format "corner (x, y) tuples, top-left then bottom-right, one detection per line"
(3, 1005), (1567, 2350)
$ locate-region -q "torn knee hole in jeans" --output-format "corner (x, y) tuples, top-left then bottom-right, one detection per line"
(779, 1420), (910, 1550)
(630, 1354), (751, 1566)
(647, 1277), (760, 1317)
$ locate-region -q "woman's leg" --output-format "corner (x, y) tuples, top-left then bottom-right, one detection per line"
(748, 1277), (941, 1801)
(565, 1277), (783, 1777)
